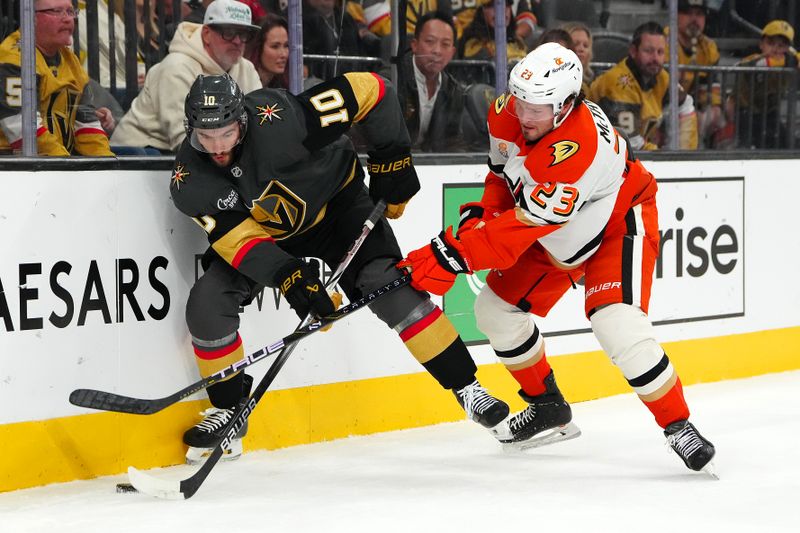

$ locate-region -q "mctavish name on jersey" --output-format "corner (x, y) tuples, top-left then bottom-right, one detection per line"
(0, 257), (170, 333)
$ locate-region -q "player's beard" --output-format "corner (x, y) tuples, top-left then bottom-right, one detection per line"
(211, 151), (233, 167)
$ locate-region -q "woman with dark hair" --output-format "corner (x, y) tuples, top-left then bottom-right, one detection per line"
(247, 14), (289, 88)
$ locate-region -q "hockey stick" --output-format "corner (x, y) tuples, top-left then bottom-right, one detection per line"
(128, 273), (411, 499)
(69, 200), (387, 415)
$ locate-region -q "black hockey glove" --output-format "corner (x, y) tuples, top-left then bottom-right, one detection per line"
(274, 259), (335, 320)
(367, 147), (420, 219)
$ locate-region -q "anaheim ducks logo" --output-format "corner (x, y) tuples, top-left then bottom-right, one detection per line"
(555, 57), (564, 66)
(549, 140), (580, 166)
(248, 180), (306, 238)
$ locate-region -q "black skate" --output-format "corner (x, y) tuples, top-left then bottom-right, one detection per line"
(664, 419), (718, 479)
(498, 371), (581, 451)
(453, 380), (510, 431)
(183, 406), (248, 465)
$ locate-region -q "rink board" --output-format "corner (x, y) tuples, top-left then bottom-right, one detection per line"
(1, 158), (799, 492)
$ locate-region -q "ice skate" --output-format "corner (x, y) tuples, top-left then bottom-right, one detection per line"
(453, 380), (511, 434)
(498, 371), (581, 451)
(183, 406), (248, 465)
(664, 419), (717, 479)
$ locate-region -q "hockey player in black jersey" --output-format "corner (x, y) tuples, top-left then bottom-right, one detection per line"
(171, 73), (510, 463)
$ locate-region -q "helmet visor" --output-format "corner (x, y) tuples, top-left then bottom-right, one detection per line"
(505, 94), (555, 123)
(189, 120), (245, 154)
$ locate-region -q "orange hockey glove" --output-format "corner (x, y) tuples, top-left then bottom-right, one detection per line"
(397, 227), (472, 295)
(457, 202), (486, 235)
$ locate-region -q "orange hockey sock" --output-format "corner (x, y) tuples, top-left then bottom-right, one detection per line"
(642, 377), (691, 428)
(509, 355), (552, 396)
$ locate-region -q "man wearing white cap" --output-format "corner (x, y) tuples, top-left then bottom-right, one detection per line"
(111, 0), (261, 153)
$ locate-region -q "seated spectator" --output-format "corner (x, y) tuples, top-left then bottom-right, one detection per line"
(248, 14), (289, 88)
(733, 19), (799, 149)
(237, 1), (266, 24)
(303, 0), (380, 80)
(404, 0), (453, 36)
(563, 22), (594, 94)
(346, 0), (392, 37)
(589, 21), (698, 151)
(179, 1), (212, 24)
(395, 11), (477, 152)
(451, 0), (537, 43)
(0, 0), (113, 156)
(665, 0), (724, 148)
(458, 0), (528, 84)
(77, 0), (146, 91)
(111, 0), (261, 153)
(134, 0), (180, 63)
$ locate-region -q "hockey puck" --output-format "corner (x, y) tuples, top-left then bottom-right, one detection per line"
(116, 482), (138, 494)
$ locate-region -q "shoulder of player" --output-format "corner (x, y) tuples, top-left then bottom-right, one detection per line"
(169, 148), (232, 215)
(487, 93), (521, 140)
(244, 87), (293, 112)
(243, 88), (304, 131)
(523, 103), (600, 185)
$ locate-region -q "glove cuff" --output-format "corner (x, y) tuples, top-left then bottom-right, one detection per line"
(458, 202), (484, 230)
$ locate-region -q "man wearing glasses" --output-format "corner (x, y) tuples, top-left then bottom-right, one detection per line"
(0, 0), (113, 156)
(111, 0), (261, 153)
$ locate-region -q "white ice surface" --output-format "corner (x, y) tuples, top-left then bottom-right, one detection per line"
(2, 371), (798, 533)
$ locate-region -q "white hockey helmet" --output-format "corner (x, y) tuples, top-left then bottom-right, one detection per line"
(507, 42), (583, 128)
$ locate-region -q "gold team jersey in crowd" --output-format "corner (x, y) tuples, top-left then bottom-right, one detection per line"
(589, 57), (670, 150)
(665, 27), (721, 107)
(0, 31), (112, 156)
(735, 51), (800, 112)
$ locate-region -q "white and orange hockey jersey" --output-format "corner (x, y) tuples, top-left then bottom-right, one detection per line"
(458, 94), (657, 272)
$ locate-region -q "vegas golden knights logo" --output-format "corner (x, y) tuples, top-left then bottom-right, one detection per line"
(248, 180), (306, 239)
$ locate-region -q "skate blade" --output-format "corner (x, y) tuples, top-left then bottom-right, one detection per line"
(185, 440), (243, 465)
(502, 422), (582, 452)
(701, 461), (719, 480)
(488, 414), (514, 441)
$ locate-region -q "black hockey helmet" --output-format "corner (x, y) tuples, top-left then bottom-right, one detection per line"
(184, 74), (248, 151)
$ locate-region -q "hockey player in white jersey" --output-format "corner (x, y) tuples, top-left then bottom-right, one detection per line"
(399, 43), (717, 476)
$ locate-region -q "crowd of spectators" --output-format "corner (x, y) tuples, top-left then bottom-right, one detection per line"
(1, 0), (798, 156)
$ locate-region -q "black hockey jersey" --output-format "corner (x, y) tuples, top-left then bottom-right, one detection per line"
(170, 72), (412, 287)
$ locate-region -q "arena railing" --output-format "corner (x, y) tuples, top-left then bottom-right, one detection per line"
(3, 0), (799, 158)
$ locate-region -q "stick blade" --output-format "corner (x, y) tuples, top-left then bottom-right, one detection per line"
(127, 466), (186, 500)
(69, 389), (167, 415)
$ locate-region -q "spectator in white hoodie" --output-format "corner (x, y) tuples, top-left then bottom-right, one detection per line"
(111, 0), (261, 153)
